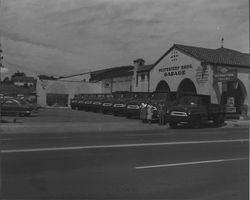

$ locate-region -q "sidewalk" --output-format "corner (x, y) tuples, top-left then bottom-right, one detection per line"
(0, 121), (168, 134)
(0, 119), (248, 134)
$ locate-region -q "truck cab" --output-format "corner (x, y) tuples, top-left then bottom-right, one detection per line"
(168, 94), (225, 128)
(149, 92), (177, 120)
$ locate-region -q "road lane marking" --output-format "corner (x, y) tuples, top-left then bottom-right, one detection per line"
(0, 138), (248, 154)
(135, 157), (249, 170)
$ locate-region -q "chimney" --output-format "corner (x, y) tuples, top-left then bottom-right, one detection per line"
(133, 58), (145, 71)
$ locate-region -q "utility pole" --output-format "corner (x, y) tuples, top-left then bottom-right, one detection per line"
(0, 43), (3, 122)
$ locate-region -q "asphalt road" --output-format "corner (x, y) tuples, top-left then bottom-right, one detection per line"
(1, 126), (249, 200)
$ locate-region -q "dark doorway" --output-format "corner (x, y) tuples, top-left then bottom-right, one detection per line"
(155, 80), (170, 92)
(46, 93), (68, 107)
(177, 78), (197, 96)
(220, 79), (247, 114)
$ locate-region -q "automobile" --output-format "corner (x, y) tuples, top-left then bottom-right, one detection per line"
(91, 94), (108, 112)
(112, 92), (134, 116)
(83, 94), (97, 111)
(125, 92), (152, 118)
(70, 94), (81, 110)
(100, 94), (115, 114)
(76, 94), (89, 110)
(0, 98), (33, 116)
(101, 92), (129, 114)
(167, 94), (225, 128)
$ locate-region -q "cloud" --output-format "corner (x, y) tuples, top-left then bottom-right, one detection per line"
(1, 0), (249, 77)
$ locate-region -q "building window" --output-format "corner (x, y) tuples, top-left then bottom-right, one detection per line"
(141, 74), (145, 81)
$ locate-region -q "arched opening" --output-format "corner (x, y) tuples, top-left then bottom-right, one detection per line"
(155, 80), (170, 92)
(177, 78), (197, 96)
(220, 79), (248, 114)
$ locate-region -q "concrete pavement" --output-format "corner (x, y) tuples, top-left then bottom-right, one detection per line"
(0, 119), (248, 134)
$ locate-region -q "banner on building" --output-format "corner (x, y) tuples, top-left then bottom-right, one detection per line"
(214, 67), (237, 82)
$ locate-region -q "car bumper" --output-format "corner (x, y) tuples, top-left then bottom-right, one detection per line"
(168, 115), (196, 123)
(125, 108), (140, 116)
(113, 107), (126, 114)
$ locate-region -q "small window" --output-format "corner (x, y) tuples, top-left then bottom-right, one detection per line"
(141, 74), (145, 81)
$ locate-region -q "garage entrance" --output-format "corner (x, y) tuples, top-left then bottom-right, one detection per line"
(155, 80), (170, 92)
(46, 93), (69, 107)
(220, 79), (247, 115)
(177, 78), (197, 96)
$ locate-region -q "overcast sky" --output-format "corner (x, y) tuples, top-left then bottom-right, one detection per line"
(0, 0), (249, 77)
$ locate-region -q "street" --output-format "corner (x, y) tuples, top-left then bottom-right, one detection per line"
(0, 109), (249, 199)
(0, 110), (249, 200)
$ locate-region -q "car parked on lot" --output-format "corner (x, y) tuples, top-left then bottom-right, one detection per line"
(70, 94), (81, 109)
(76, 94), (89, 110)
(82, 94), (97, 111)
(100, 94), (115, 114)
(91, 94), (110, 112)
(101, 92), (129, 114)
(125, 92), (152, 118)
(112, 92), (134, 116)
(0, 98), (33, 116)
(167, 94), (225, 128)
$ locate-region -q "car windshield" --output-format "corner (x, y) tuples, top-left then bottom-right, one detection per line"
(122, 93), (133, 98)
(134, 93), (150, 99)
(105, 94), (113, 98)
(179, 96), (202, 106)
(151, 93), (171, 100)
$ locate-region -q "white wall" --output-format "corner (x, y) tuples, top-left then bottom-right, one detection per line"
(37, 79), (102, 107)
(100, 76), (133, 93)
(149, 48), (212, 95)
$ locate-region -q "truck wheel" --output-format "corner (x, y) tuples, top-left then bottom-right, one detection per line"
(193, 115), (201, 128)
(169, 122), (177, 129)
(213, 114), (224, 127)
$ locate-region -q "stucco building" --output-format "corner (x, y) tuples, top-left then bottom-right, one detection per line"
(36, 43), (250, 117)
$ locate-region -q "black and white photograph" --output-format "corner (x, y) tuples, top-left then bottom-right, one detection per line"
(0, 0), (249, 199)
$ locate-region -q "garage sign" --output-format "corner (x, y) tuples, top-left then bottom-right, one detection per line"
(214, 67), (237, 82)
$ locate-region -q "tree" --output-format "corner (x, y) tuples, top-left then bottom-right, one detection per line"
(11, 71), (26, 81)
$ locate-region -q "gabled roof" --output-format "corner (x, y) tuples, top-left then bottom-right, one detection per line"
(90, 65), (134, 82)
(152, 44), (250, 69)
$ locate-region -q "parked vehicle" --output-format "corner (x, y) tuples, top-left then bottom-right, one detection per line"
(100, 94), (115, 114)
(76, 94), (89, 110)
(167, 94), (225, 128)
(70, 94), (81, 109)
(90, 94), (107, 112)
(1, 98), (33, 116)
(101, 92), (129, 114)
(125, 92), (151, 118)
(113, 92), (134, 116)
(83, 94), (97, 111)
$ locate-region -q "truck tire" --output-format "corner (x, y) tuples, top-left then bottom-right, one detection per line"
(169, 121), (177, 129)
(193, 116), (201, 128)
(213, 114), (224, 127)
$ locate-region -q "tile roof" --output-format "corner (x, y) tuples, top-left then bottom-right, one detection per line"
(90, 65), (134, 81)
(153, 44), (250, 69)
